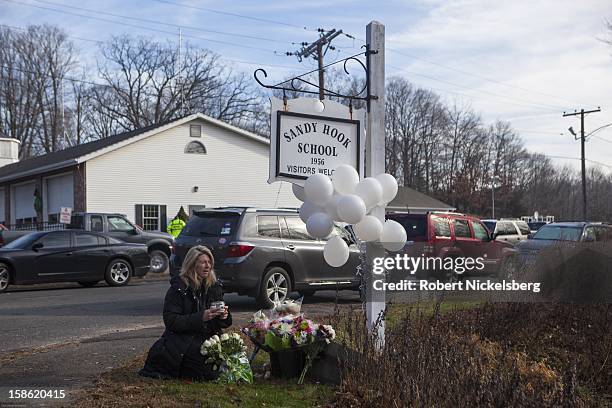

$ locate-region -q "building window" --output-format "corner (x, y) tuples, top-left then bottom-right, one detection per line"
(142, 205), (160, 231)
(185, 141), (207, 154)
(190, 124), (202, 138)
(48, 213), (59, 224)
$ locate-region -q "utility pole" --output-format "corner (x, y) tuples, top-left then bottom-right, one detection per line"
(365, 21), (385, 345)
(563, 107), (601, 221)
(291, 29), (343, 100)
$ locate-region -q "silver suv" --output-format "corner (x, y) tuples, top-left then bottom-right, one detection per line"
(482, 219), (531, 245)
(170, 207), (360, 307)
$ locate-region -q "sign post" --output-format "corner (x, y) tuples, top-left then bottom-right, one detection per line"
(365, 21), (386, 342)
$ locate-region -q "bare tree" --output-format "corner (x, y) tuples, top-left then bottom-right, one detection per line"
(94, 36), (261, 131)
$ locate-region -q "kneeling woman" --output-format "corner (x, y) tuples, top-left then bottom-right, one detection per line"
(140, 245), (231, 380)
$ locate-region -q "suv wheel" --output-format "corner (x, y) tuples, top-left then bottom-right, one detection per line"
(149, 250), (169, 274)
(258, 267), (291, 308)
(0, 263), (10, 293)
(105, 259), (132, 286)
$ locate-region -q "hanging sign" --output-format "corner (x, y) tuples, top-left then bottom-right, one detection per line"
(268, 97), (365, 185)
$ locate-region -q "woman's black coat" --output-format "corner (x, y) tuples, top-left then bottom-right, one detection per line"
(140, 278), (232, 379)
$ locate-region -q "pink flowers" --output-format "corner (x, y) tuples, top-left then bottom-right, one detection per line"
(243, 312), (335, 351)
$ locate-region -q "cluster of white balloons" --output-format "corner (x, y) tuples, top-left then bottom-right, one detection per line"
(292, 164), (408, 267)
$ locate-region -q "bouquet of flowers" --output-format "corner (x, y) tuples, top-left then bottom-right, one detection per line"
(200, 333), (253, 384)
(242, 310), (336, 384)
(242, 310), (270, 344)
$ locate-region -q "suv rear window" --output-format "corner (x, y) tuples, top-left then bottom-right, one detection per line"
(387, 215), (427, 239)
(182, 212), (240, 237)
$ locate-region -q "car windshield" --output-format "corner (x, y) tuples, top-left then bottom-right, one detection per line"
(2, 232), (43, 249)
(533, 226), (582, 241)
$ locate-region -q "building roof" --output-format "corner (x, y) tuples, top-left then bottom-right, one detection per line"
(387, 186), (455, 212)
(0, 113), (269, 183)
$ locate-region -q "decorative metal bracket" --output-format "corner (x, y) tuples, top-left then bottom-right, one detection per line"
(254, 45), (378, 111)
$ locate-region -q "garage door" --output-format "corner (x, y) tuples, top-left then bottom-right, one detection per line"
(13, 182), (36, 223)
(46, 173), (74, 222)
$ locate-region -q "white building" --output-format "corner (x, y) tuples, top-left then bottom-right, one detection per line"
(0, 113), (300, 231)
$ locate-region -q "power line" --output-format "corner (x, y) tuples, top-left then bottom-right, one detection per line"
(347, 31), (599, 111)
(390, 65), (565, 112)
(386, 64), (560, 114)
(0, 23), (103, 43)
(592, 135), (612, 144)
(0, 23), (305, 73)
(151, 0), (315, 31)
(544, 155), (612, 170)
(23, 0), (291, 44)
(0, 0), (281, 53)
(385, 46), (600, 111)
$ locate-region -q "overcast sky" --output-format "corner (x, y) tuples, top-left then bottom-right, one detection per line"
(2, 0), (611, 170)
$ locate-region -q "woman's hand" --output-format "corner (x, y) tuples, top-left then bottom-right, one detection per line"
(219, 306), (229, 320)
(202, 308), (221, 322)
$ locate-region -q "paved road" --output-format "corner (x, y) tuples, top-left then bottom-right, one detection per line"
(0, 277), (360, 404)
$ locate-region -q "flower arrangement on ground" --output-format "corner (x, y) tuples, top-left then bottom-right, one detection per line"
(200, 333), (253, 384)
(242, 307), (336, 384)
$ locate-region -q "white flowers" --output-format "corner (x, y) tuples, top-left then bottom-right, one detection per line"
(221, 333), (229, 341)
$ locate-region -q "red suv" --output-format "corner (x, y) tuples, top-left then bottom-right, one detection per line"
(387, 212), (518, 280)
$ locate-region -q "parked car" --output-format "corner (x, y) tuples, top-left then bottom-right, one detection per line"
(481, 218), (531, 244)
(516, 222), (612, 265)
(386, 212), (518, 280)
(170, 207), (360, 307)
(1, 213), (172, 274)
(0, 230), (151, 293)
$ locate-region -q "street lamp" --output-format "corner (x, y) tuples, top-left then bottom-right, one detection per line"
(490, 175), (501, 219)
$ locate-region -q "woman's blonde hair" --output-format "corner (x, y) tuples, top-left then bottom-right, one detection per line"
(179, 245), (217, 290)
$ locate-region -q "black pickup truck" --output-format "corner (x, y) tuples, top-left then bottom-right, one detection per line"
(1, 213), (173, 273)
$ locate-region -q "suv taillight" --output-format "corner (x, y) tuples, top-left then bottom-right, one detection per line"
(227, 243), (255, 258)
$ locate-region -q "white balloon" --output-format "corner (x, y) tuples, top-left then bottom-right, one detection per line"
(299, 201), (324, 223)
(355, 177), (383, 209)
(304, 174), (334, 206)
(375, 173), (399, 204)
(353, 215), (383, 242)
(324, 235), (350, 267)
(306, 212), (333, 238)
(381, 219), (408, 252)
(323, 194), (343, 221)
(332, 164), (360, 195)
(337, 194), (366, 224)
(292, 183), (306, 202)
